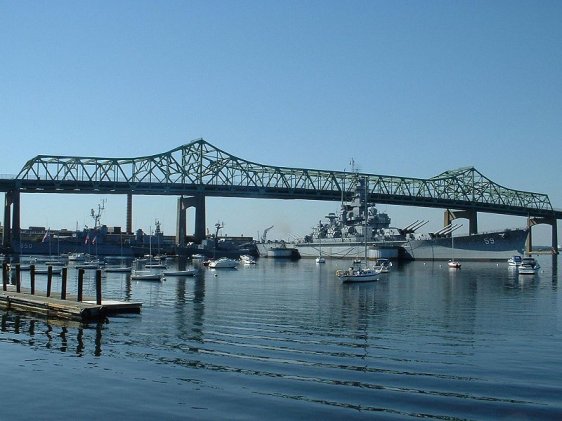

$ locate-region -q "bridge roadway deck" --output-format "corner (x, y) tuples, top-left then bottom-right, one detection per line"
(1, 178), (561, 220)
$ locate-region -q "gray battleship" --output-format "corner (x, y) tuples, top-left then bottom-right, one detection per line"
(286, 177), (528, 261)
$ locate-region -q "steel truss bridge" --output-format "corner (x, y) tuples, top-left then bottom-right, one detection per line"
(1, 138), (560, 250)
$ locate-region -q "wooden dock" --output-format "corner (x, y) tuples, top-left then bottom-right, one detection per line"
(0, 285), (141, 322)
(1, 263), (142, 322)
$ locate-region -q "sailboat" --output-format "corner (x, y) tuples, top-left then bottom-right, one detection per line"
(336, 177), (381, 282)
(447, 228), (461, 269)
(131, 227), (164, 281)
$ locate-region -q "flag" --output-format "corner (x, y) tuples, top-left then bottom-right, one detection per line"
(85, 233), (89, 245)
(92, 235), (97, 245)
(42, 229), (50, 243)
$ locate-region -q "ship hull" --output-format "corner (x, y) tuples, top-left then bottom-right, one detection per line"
(401, 229), (528, 261)
(292, 241), (401, 260)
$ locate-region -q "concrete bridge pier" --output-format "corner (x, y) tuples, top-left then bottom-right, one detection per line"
(444, 209), (478, 235)
(126, 193), (133, 234)
(2, 190), (20, 249)
(527, 216), (559, 255)
(176, 194), (206, 246)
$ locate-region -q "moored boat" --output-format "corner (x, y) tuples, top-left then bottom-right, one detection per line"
(336, 261), (381, 283)
(131, 270), (163, 281)
(240, 254), (256, 265)
(518, 257), (540, 275)
(208, 257), (239, 268)
(163, 268), (198, 277)
(508, 255), (523, 266)
(373, 258), (392, 273)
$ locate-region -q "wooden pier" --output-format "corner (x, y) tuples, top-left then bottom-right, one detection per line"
(1, 263), (142, 322)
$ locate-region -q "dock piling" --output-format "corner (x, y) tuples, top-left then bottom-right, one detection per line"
(61, 267), (67, 300)
(2, 262), (7, 291)
(77, 268), (84, 302)
(46, 266), (53, 297)
(15, 263), (21, 293)
(30, 264), (35, 295)
(95, 269), (102, 305)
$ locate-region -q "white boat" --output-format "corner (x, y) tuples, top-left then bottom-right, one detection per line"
(336, 263), (381, 283)
(163, 268), (197, 277)
(131, 270), (163, 281)
(448, 230), (461, 269)
(35, 267), (62, 275)
(336, 177), (381, 283)
(104, 266), (132, 273)
(448, 260), (461, 269)
(208, 257), (239, 268)
(145, 263), (167, 269)
(518, 257), (540, 275)
(373, 258), (392, 273)
(68, 252), (86, 262)
(315, 256), (326, 264)
(240, 255), (256, 265)
(507, 255), (523, 266)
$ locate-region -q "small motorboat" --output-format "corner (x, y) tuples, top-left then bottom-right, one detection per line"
(374, 258), (392, 273)
(163, 268), (198, 277)
(208, 257), (239, 269)
(104, 266), (132, 273)
(315, 256), (326, 264)
(507, 255), (523, 266)
(518, 257), (540, 275)
(131, 270), (163, 281)
(240, 255), (256, 265)
(145, 263), (167, 269)
(448, 260), (461, 269)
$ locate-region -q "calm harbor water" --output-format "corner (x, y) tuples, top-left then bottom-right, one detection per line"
(1, 255), (562, 420)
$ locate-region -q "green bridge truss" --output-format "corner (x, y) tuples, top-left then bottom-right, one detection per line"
(8, 138), (560, 219)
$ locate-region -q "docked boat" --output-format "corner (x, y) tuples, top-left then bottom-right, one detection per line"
(269, 173), (528, 262)
(261, 241), (300, 258)
(518, 257), (540, 275)
(208, 257), (239, 269)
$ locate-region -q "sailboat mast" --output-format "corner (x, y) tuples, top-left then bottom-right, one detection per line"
(364, 176), (368, 262)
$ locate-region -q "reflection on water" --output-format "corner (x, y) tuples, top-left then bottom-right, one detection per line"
(0, 255), (561, 419)
(0, 311), (105, 356)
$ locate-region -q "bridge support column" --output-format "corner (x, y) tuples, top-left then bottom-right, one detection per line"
(527, 216), (559, 255)
(444, 209), (478, 234)
(126, 193), (133, 234)
(11, 191), (20, 246)
(2, 192), (12, 248)
(176, 194), (206, 245)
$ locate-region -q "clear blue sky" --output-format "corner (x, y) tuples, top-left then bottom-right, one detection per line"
(1, 1), (561, 244)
